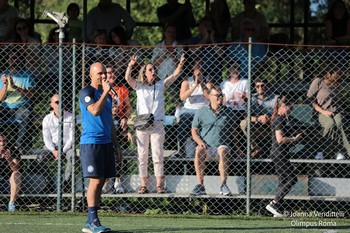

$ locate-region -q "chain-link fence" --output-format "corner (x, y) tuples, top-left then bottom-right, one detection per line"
(0, 41), (349, 217)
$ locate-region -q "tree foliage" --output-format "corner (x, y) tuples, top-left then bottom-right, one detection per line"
(10, 0), (350, 45)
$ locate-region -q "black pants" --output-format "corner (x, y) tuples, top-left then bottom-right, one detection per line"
(272, 155), (298, 203)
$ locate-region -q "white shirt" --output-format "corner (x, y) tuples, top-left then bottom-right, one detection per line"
(183, 76), (209, 110)
(151, 40), (183, 80)
(136, 80), (165, 121)
(42, 111), (74, 153)
(221, 79), (249, 111)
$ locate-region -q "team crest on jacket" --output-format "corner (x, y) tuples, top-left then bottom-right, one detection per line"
(85, 96), (91, 103)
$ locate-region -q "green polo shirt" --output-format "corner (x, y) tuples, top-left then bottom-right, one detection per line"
(192, 105), (236, 147)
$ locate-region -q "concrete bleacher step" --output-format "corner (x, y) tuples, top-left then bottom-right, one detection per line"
(9, 175), (350, 200)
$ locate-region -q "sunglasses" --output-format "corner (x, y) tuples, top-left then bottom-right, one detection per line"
(255, 84), (266, 88)
(16, 26), (28, 31)
(54, 101), (59, 104)
(211, 93), (224, 98)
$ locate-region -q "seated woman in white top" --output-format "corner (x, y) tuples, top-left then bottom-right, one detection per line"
(125, 54), (185, 194)
(220, 63), (249, 157)
(177, 60), (212, 156)
(152, 24), (184, 80)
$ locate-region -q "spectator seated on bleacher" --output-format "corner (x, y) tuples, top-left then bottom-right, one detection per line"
(87, 0), (136, 42)
(191, 86), (237, 196)
(86, 29), (109, 58)
(38, 94), (74, 193)
(220, 63), (248, 157)
(240, 78), (278, 157)
(66, 3), (83, 43)
(231, 0), (269, 43)
(10, 18), (42, 80)
(307, 70), (350, 160)
(0, 134), (22, 212)
(0, 49), (36, 151)
(107, 26), (141, 85)
(188, 16), (225, 85)
(177, 60), (211, 157)
(152, 24), (184, 81)
(157, 0), (196, 44)
(227, 18), (267, 80)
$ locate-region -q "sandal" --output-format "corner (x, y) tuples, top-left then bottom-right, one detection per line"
(157, 186), (166, 194)
(137, 186), (149, 194)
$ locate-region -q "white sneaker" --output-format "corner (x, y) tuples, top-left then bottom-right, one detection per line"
(114, 182), (124, 194)
(102, 184), (110, 194)
(102, 179), (114, 194)
(336, 153), (345, 160)
(315, 152), (324, 160)
(266, 201), (284, 217)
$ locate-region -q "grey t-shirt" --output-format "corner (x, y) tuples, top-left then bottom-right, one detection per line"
(307, 77), (338, 113)
(192, 105), (236, 147)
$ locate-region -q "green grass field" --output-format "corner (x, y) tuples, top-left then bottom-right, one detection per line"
(0, 212), (350, 233)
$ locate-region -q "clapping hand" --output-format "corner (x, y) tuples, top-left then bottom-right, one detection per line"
(179, 53), (185, 66)
(194, 69), (202, 87)
(1, 74), (8, 85)
(294, 133), (303, 142)
(1, 149), (11, 161)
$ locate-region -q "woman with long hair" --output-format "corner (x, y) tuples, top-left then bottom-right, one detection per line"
(11, 18), (39, 43)
(125, 53), (185, 194)
(325, 0), (350, 45)
(177, 60), (211, 156)
(265, 96), (302, 217)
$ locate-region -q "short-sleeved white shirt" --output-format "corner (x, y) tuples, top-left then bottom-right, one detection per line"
(136, 79), (165, 121)
(183, 76), (209, 110)
(221, 79), (249, 111)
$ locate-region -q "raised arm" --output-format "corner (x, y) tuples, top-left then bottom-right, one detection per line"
(164, 53), (185, 87)
(125, 55), (138, 89)
(87, 81), (111, 116)
(0, 74), (8, 101)
(179, 71), (201, 101)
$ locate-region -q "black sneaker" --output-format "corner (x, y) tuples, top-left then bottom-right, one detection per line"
(190, 184), (206, 196)
(266, 201), (286, 217)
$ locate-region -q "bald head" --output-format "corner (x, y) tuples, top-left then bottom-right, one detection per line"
(51, 94), (59, 102)
(50, 94), (60, 114)
(89, 62), (107, 89)
(90, 62), (104, 74)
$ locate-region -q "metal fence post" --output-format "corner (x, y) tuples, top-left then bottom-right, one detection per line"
(246, 37), (253, 216)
